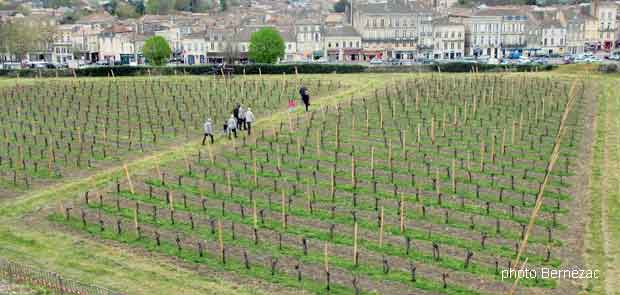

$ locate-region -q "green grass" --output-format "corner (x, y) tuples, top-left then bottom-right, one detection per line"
(584, 78), (620, 294)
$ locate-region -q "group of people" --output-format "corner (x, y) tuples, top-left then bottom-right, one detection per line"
(202, 85), (311, 145)
(201, 104), (254, 145)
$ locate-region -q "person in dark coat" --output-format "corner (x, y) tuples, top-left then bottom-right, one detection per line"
(299, 85), (310, 112)
(233, 103), (240, 125)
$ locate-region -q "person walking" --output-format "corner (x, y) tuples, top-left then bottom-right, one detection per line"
(288, 97), (297, 112)
(233, 103), (241, 124)
(244, 107), (255, 135)
(299, 85), (310, 112)
(227, 114), (238, 139)
(237, 104), (246, 130)
(202, 118), (214, 145)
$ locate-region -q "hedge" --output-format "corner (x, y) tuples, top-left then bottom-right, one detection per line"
(0, 62), (555, 78)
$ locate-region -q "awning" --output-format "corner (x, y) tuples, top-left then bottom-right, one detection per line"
(327, 49), (361, 54)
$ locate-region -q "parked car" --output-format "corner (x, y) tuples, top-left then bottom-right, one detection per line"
(517, 57), (532, 65)
(530, 58), (548, 65)
(607, 51), (620, 61)
(415, 58), (435, 65)
(369, 58), (383, 65)
(1, 62), (21, 70)
(486, 57), (500, 65)
(457, 57), (478, 64)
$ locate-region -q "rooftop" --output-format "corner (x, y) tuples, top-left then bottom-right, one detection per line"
(324, 25), (361, 37)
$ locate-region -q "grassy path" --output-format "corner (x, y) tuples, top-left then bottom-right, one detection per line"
(585, 77), (620, 295)
(0, 74), (380, 295)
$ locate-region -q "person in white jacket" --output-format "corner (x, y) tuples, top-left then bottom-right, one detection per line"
(202, 118), (214, 145)
(226, 115), (238, 139)
(244, 108), (255, 135)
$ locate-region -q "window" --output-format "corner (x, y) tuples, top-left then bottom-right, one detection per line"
(328, 42), (332, 48)
(356, 41), (360, 47)
(381, 19), (384, 27)
(373, 19), (377, 27)
(336, 42), (339, 47)
(349, 41), (353, 47)
(288, 44), (292, 50)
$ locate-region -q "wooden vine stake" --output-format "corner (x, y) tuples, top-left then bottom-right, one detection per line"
(370, 146), (375, 173)
(417, 123), (421, 144)
(431, 116), (436, 144)
(316, 130), (321, 158)
(281, 190), (287, 229)
(168, 191), (175, 211)
(379, 206), (385, 248)
(451, 159), (456, 193)
(218, 219), (225, 263)
(490, 133), (496, 164)
(253, 155), (258, 186)
(227, 170), (232, 195)
(123, 164), (134, 194)
(133, 207), (139, 235)
(479, 140), (485, 171)
(351, 156), (356, 187)
(400, 194), (405, 233)
(253, 199), (258, 229)
(324, 241), (330, 278)
(501, 128), (506, 155)
(207, 143), (215, 164)
(155, 159), (162, 182)
(366, 109), (369, 134)
(330, 167), (335, 199)
(47, 145), (53, 171)
(353, 222), (358, 265)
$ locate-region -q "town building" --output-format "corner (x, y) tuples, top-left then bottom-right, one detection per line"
(352, 0), (434, 60)
(431, 17), (464, 59)
(323, 25), (363, 62)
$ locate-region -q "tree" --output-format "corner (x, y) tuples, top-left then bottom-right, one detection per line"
(146, 0), (173, 14)
(0, 19), (56, 61)
(116, 1), (139, 18)
(142, 36), (171, 65)
(248, 28), (285, 64)
(333, 0), (349, 13)
(219, 0), (227, 11)
(174, 0), (192, 11)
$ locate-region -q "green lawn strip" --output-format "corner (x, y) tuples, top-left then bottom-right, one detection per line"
(76, 199), (489, 295)
(0, 223), (254, 295)
(585, 80), (620, 293)
(49, 213), (358, 295)
(606, 85), (620, 293)
(140, 179), (559, 286)
(584, 84), (607, 294)
(201, 155), (566, 238)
